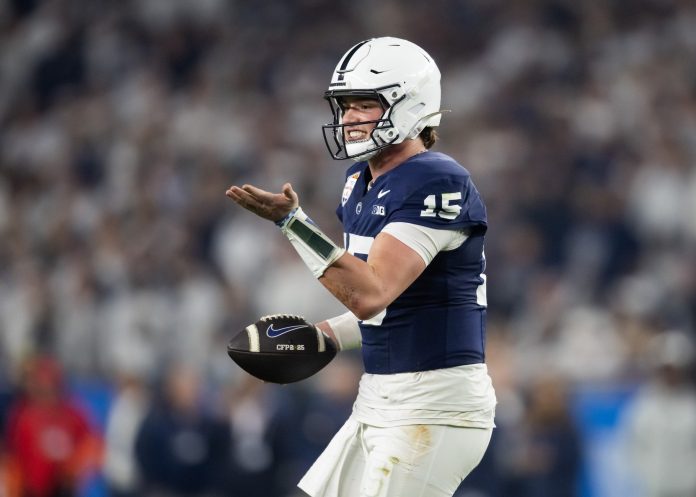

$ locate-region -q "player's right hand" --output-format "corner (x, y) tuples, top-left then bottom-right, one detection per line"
(225, 182), (299, 223)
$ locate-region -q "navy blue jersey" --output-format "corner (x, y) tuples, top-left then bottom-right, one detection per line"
(337, 151), (488, 374)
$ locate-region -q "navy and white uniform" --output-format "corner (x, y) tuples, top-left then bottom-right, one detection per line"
(339, 151), (488, 375)
(299, 151), (496, 497)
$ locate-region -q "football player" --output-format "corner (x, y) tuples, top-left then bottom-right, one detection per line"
(226, 37), (496, 497)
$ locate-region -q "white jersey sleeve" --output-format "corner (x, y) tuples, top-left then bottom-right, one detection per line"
(381, 222), (469, 265)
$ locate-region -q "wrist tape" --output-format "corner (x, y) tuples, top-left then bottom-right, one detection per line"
(326, 311), (362, 350)
(277, 207), (345, 278)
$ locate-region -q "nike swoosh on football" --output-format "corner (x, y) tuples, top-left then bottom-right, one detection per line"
(266, 324), (307, 338)
(377, 189), (391, 198)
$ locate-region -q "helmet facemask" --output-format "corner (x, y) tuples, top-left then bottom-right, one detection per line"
(322, 87), (404, 162)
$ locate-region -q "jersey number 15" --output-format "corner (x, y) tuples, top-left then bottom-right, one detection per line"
(420, 192), (462, 220)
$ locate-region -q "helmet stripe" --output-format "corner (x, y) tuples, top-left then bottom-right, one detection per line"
(336, 39), (371, 81)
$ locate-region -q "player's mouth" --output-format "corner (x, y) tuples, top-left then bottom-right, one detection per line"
(345, 129), (370, 143)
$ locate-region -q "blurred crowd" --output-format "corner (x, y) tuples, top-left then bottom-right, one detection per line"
(1, 0), (695, 496)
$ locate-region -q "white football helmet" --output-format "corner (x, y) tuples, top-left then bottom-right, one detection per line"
(322, 37), (442, 161)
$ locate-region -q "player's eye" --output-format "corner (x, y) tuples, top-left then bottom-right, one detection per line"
(362, 100), (383, 111)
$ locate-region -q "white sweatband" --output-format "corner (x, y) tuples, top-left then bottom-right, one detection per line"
(277, 206), (345, 278)
(326, 311), (362, 350)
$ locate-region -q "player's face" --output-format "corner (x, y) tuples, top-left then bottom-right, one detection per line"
(338, 97), (384, 144)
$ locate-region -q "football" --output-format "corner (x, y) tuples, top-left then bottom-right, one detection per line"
(227, 314), (337, 384)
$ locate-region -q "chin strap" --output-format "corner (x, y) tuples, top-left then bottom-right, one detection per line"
(276, 207), (346, 278)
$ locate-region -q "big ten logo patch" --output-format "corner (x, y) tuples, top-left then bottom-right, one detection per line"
(371, 205), (385, 216)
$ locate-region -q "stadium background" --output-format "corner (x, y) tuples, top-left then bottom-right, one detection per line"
(1, 0), (695, 496)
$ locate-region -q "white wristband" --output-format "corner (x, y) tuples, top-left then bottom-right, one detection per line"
(326, 311), (362, 350)
(279, 207), (345, 278)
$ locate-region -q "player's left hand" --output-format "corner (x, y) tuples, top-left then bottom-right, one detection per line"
(225, 182), (299, 223)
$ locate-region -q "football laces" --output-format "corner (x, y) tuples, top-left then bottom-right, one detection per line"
(259, 313), (306, 322)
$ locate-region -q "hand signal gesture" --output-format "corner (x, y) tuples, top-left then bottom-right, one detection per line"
(225, 183), (299, 223)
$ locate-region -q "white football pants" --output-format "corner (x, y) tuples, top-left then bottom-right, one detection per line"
(298, 417), (492, 497)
